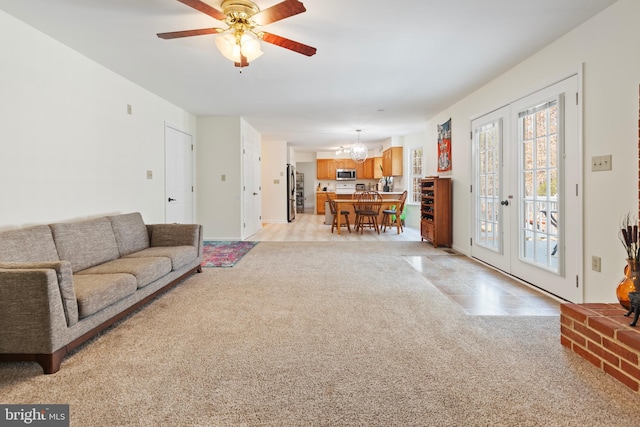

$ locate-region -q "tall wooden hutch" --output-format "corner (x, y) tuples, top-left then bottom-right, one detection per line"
(420, 177), (452, 247)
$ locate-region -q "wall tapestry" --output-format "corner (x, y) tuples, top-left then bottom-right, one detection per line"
(438, 118), (452, 172)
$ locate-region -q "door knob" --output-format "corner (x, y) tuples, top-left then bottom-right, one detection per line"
(500, 200), (509, 206)
(168, 197), (177, 202)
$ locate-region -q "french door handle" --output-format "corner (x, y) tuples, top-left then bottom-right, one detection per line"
(500, 200), (509, 206)
(168, 197), (177, 202)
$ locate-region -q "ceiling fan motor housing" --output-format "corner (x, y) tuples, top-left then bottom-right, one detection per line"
(221, 0), (259, 20)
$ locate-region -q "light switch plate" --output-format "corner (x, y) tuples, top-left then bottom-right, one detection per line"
(592, 155), (612, 171)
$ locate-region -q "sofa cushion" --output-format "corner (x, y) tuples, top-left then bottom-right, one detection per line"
(150, 224), (200, 248)
(73, 273), (137, 318)
(77, 257), (172, 289)
(108, 212), (150, 256)
(124, 246), (197, 271)
(50, 217), (120, 272)
(0, 225), (60, 262)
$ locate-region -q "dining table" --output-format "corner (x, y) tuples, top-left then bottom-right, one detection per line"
(333, 198), (401, 235)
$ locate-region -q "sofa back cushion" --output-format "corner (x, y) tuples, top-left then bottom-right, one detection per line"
(0, 225), (60, 262)
(50, 217), (120, 272)
(108, 212), (150, 256)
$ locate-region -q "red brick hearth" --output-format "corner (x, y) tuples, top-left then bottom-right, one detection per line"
(561, 303), (640, 392)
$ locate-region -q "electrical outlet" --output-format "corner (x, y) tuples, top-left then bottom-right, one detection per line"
(591, 155), (612, 171)
(592, 256), (601, 272)
(146, 170), (153, 180)
(127, 104), (132, 115)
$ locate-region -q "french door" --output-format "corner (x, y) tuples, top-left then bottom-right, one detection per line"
(471, 75), (582, 302)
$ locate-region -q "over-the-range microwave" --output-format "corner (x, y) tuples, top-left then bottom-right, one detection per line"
(336, 169), (356, 181)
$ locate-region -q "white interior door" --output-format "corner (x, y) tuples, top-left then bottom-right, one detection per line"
(471, 75), (582, 302)
(242, 133), (262, 238)
(165, 125), (193, 224)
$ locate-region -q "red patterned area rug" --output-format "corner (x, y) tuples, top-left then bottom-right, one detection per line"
(201, 241), (258, 268)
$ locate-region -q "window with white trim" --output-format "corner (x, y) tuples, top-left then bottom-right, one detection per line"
(410, 147), (423, 203)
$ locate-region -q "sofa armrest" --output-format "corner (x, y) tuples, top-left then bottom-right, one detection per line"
(0, 267), (71, 354)
(0, 262), (78, 327)
(148, 224), (203, 257)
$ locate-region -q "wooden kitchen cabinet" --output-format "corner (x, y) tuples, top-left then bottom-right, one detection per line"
(356, 158), (372, 179)
(316, 192), (335, 215)
(373, 157), (382, 179)
(382, 147), (403, 176)
(358, 157), (381, 179)
(335, 159), (355, 170)
(317, 159), (331, 179)
(420, 178), (452, 247)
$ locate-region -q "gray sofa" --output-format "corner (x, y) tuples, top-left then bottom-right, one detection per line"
(0, 212), (203, 374)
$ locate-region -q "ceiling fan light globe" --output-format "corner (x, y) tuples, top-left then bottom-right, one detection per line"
(240, 34), (263, 62)
(215, 33), (239, 62)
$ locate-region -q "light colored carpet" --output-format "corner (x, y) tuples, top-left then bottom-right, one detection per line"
(1, 242), (638, 426)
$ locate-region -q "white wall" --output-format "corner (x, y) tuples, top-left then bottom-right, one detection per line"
(0, 10), (196, 230)
(422, 0), (640, 302)
(261, 141), (288, 223)
(196, 116), (243, 239)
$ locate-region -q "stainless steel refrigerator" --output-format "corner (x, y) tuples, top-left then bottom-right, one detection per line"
(287, 164), (295, 222)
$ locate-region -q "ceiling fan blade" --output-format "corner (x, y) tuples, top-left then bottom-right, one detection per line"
(177, 0), (226, 21)
(157, 28), (224, 39)
(253, 0), (306, 26)
(260, 32), (317, 57)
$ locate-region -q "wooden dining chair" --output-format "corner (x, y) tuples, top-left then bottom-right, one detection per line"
(352, 191), (365, 231)
(327, 193), (351, 233)
(382, 190), (408, 233)
(355, 191), (382, 234)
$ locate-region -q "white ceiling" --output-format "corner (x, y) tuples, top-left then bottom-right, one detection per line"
(0, 0), (617, 152)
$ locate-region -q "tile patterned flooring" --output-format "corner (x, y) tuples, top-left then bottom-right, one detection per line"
(249, 212), (561, 316)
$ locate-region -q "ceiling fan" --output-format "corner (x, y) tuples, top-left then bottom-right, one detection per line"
(157, 0), (317, 67)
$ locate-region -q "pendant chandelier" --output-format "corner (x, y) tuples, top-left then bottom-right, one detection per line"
(350, 130), (368, 163)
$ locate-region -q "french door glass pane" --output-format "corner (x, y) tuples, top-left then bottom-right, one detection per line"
(475, 121), (501, 251)
(519, 101), (559, 272)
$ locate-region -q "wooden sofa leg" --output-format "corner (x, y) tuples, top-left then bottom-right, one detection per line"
(197, 265), (203, 273)
(37, 348), (67, 374)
